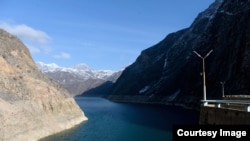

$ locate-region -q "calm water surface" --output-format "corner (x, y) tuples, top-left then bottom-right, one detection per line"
(40, 97), (199, 141)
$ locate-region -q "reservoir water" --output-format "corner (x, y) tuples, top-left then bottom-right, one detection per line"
(40, 97), (199, 141)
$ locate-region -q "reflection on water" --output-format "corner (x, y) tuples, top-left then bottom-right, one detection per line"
(40, 97), (199, 141)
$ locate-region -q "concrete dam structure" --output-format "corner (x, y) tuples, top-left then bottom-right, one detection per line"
(199, 95), (250, 125)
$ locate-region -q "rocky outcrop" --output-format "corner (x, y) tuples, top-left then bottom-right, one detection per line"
(0, 29), (87, 141)
(107, 0), (250, 110)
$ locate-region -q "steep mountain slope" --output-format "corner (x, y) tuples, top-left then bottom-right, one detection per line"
(107, 0), (250, 109)
(37, 62), (121, 96)
(0, 29), (87, 141)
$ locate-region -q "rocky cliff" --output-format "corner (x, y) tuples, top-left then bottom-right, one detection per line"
(107, 0), (250, 110)
(0, 29), (87, 141)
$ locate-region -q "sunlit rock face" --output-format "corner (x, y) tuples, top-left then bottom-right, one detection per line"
(0, 29), (87, 141)
(107, 0), (250, 109)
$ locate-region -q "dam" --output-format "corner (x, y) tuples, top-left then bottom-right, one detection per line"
(199, 95), (250, 125)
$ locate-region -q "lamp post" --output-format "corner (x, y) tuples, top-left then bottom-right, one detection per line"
(193, 49), (213, 102)
(220, 81), (225, 98)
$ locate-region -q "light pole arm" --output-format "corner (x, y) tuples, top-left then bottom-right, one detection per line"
(193, 51), (202, 58)
(204, 50), (213, 59)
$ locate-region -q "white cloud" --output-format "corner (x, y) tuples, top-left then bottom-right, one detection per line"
(0, 21), (53, 54)
(53, 52), (71, 59)
(0, 21), (50, 44)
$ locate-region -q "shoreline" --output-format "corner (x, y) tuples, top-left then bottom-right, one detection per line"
(38, 116), (88, 141)
(78, 95), (200, 112)
(108, 98), (199, 111)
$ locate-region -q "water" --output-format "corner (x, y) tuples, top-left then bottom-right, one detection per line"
(40, 97), (199, 141)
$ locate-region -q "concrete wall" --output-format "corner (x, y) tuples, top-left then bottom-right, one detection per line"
(199, 106), (250, 125)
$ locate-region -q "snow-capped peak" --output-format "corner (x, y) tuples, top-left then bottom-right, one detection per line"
(36, 61), (61, 72)
(36, 61), (115, 80)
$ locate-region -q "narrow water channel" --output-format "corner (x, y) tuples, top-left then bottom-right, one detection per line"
(40, 97), (199, 141)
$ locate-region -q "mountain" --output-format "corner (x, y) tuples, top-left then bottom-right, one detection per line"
(0, 29), (87, 141)
(105, 0), (250, 110)
(37, 62), (122, 96)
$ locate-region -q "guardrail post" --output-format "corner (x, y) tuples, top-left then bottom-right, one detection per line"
(216, 103), (221, 108)
(201, 100), (208, 106)
(246, 105), (250, 112)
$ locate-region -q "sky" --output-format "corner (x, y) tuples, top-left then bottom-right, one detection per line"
(0, 0), (214, 71)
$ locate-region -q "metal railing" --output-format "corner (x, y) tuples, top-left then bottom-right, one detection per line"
(201, 100), (250, 112)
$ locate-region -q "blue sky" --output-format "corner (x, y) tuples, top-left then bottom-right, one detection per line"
(0, 0), (214, 71)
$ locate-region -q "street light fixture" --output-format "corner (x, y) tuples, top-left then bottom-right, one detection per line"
(193, 49), (213, 102)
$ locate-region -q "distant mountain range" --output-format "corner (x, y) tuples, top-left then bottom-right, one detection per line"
(36, 62), (122, 96)
(85, 0), (250, 110)
(38, 0), (250, 110)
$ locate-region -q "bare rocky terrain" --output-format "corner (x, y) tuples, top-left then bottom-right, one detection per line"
(0, 29), (87, 141)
